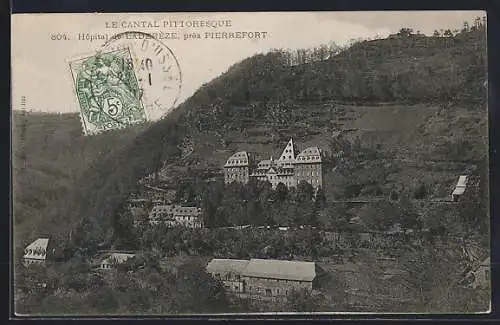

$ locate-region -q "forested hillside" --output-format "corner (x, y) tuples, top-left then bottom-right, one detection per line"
(14, 19), (489, 314)
(14, 22), (487, 257)
(12, 112), (149, 249)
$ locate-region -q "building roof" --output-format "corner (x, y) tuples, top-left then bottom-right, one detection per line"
(479, 257), (490, 267)
(24, 238), (49, 260)
(257, 159), (272, 169)
(206, 259), (250, 275)
(379, 268), (409, 280)
(150, 205), (201, 219)
(457, 175), (468, 187)
(242, 258), (316, 282)
(151, 205), (175, 213)
(101, 252), (135, 265)
(174, 206), (202, 216)
(452, 175), (468, 196)
(128, 198), (149, 202)
(295, 147), (322, 164)
(278, 138), (297, 163)
(225, 151), (249, 167)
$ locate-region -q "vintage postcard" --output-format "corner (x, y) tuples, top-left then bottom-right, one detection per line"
(11, 11), (489, 316)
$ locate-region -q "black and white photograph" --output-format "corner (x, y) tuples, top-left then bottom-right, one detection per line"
(11, 11), (489, 315)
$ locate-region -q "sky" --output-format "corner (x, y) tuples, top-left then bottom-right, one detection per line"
(12, 11), (485, 118)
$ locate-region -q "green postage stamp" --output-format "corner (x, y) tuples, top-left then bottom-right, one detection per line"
(69, 48), (147, 135)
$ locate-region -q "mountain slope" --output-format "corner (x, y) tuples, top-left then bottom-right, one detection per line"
(19, 26), (487, 252)
(12, 112), (149, 248)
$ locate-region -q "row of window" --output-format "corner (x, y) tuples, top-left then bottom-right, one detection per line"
(228, 164), (320, 173)
(298, 164), (321, 169)
(227, 172), (248, 177)
(296, 171), (320, 177)
(24, 259), (44, 265)
(268, 175), (294, 180)
(296, 155), (320, 161)
(25, 249), (47, 255)
(226, 167), (249, 173)
(247, 286), (289, 296)
(226, 175), (248, 182)
(298, 178), (321, 184)
(149, 220), (203, 228)
(227, 159), (248, 165)
(150, 214), (200, 220)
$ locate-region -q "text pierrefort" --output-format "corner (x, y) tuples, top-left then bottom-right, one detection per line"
(105, 20), (232, 29)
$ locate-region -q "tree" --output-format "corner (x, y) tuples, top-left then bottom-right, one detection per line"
(397, 28), (414, 38)
(462, 21), (469, 33)
(314, 187), (327, 210)
(444, 29), (453, 37)
(173, 262), (229, 313)
(275, 182), (289, 202)
(314, 266), (348, 310)
(296, 181), (314, 202)
(414, 182), (428, 199)
(390, 189), (399, 201)
(398, 195), (421, 231)
(457, 176), (487, 236)
(358, 201), (399, 231)
(286, 288), (322, 312)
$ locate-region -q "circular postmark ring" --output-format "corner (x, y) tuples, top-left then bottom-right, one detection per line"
(100, 31), (182, 121)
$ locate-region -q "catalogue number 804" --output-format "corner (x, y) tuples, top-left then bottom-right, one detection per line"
(50, 33), (69, 41)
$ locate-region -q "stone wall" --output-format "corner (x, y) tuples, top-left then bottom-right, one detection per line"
(242, 276), (312, 297)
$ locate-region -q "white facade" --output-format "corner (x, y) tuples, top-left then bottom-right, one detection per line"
(98, 253), (135, 270)
(452, 175), (468, 201)
(224, 139), (324, 190)
(148, 205), (203, 228)
(23, 238), (49, 266)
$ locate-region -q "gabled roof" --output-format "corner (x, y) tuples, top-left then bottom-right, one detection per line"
(151, 205), (175, 213)
(24, 238), (49, 260)
(173, 206), (202, 216)
(295, 147), (322, 164)
(101, 252), (135, 265)
(267, 167), (277, 174)
(242, 258), (316, 282)
(452, 175), (468, 196)
(225, 151), (249, 167)
(278, 139), (297, 163)
(456, 175), (468, 187)
(206, 259), (250, 275)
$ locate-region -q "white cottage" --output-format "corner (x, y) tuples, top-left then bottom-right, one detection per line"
(98, 252), (136, 270)
(452, 175), (468, 201)
(23, 238), (49, 266)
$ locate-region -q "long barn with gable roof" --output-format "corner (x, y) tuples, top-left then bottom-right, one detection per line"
(223, 138), (324, 189)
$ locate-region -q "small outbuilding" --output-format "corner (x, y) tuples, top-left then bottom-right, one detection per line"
(452, 175), (468, 201)
(23, 238), (50, 266)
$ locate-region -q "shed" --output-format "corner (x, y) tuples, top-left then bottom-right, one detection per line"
(452, 175), (468, 201)
(23, 238), (49, 265)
